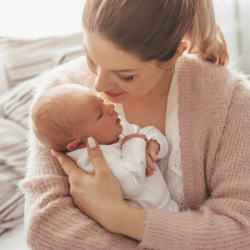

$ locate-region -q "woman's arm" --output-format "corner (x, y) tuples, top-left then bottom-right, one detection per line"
(138, 83), (250, 249)
(19, 58), (141, 249)
(19, 132), (140, 250)
(54, 137), (147, 240)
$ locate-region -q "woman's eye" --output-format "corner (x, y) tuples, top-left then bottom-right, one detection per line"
(86, 56), (97, 75)
(117, 74), (134, 83)
(99, 113), (102, 119)
(86, 55), (94, 64)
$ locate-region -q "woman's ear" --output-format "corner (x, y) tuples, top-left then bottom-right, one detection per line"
(172, 41), (188, 64)
(67, 139), (87, 151)
(159, 42), (188, 70)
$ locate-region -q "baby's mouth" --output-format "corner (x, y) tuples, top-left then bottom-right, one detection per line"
(116, 117), (121, 124)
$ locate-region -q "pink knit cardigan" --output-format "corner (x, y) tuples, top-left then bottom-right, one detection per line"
(19, 54), (250, 249)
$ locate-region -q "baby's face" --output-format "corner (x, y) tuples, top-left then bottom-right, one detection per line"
(73, 87), (123, 145)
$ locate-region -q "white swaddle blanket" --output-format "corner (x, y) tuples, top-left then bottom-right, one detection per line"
(67, 116), (179, 212)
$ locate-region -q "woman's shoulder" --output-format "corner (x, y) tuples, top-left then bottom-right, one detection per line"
(33, 56), (96, 100)
(178, 53), (250, 97)
(50, 55), (90, 77)
(177, 54), (250, 135)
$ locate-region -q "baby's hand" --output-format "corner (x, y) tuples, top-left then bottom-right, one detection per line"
(122, 134), (147, 146)
(146, 140), (160, 177)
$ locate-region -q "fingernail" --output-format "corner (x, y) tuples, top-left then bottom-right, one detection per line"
(51, 149), (55, 156)
(88, 137), (96, 149)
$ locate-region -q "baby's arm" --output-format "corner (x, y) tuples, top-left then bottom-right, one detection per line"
(139, 126), (169, 176)
(115, 136), (147, 198)
(119, 116), (168, 176)
(73, 136), (148, 199)
(122, 133), (147, 145)
(140, 126), (168, 159)
(105, 136), (148, 198)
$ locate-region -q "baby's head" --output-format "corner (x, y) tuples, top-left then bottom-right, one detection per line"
(31, 84), (123, 152)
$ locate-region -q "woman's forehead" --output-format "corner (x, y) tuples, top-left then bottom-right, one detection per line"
(82, 29), (155, 72)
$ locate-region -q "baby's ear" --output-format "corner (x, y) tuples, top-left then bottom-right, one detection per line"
(67, 139), (87, 151)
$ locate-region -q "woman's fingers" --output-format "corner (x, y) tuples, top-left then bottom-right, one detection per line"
(86, 137), (110, 173)
(52, 149), (83, 177)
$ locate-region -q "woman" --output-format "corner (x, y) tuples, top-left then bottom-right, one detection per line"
(20, 0), (250, 249)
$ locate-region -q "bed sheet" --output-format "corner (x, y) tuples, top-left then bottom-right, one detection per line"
(0, 224), (29, 250)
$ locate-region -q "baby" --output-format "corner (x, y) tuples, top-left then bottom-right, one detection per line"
(32, 84), (179, 212)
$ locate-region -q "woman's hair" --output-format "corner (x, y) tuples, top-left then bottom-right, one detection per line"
(83, 0), (229, 66)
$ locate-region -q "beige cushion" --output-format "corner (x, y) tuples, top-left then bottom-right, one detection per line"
(0, 33), (84, 89)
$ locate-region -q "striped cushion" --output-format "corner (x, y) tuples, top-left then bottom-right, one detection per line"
(0, 74), (43, 235)
(0, 43), (84, 235)
(0, 33), (84, 89)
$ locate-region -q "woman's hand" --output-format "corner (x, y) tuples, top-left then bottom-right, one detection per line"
(52, 137), (147, 240)
(52, 137), (124, 231)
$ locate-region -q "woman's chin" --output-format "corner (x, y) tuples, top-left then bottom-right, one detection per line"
(104, 92), (128, 103)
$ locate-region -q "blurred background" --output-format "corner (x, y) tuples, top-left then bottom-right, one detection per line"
(0, 0), (249, 249)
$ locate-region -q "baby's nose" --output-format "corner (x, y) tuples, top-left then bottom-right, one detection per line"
(107, 103), (115, 114)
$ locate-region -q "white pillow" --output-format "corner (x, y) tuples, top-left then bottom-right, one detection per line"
(0, 33), (84, 90)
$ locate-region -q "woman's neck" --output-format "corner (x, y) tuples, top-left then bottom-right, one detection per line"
(123, 69), (174, 133)
(124, 69), (174, 112)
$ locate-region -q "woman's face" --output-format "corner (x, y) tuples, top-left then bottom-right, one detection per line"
(82, 29), (169, 103)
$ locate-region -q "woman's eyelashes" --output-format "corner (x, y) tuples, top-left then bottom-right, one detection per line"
(117, 74), (134, 82)
(86, 54), (93, 63)
(86, 55), (134, 82)
(86, 56), (97, 74)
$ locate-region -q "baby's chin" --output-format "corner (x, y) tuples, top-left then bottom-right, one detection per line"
(101, 136), (119, 145)
(96, 127), (123, 145)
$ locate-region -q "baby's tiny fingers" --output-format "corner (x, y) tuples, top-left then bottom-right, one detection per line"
(141, 134), (147, 142)
(146, 156), (156, 172)
(146, 166), (153, 177)
(149, 151), (157, 162)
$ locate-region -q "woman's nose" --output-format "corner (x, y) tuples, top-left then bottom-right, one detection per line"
(94, 70), (114, 93)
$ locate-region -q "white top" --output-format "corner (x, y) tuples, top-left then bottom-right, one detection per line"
(115, 61), (186, 211)
(67, 117), (179, 212)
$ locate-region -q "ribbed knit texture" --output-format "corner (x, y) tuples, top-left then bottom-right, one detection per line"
(159, 63), (186, 211)
(19, 55), (250, 249)
(139, 55), (250, 249)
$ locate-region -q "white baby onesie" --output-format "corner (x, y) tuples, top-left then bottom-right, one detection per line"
(67, 116), (179, 212)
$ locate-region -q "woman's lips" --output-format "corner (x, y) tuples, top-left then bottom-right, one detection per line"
(104, 91), (124, 97)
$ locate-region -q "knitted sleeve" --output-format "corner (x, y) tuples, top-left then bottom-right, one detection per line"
(139, 82), (250, 249)
(18, 58), (139, 250)
(20, 134), (139, 250)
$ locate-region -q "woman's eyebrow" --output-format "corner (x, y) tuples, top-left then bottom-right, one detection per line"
(83, 44), (138, 73)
